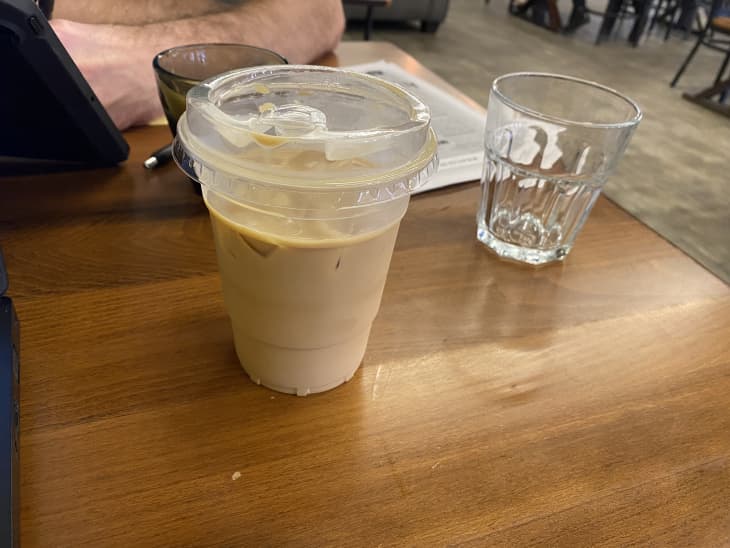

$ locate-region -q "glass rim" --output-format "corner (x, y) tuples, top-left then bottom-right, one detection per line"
(491, 72), (642, 129)
(152, 43), (288, 81)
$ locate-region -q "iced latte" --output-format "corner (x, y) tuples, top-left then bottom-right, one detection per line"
(174, 66), (438, 395)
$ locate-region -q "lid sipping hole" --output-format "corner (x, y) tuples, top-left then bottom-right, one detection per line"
(251, 104), (328, 137)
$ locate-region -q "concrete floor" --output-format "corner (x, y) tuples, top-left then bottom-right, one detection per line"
(344, 0), (730, 283)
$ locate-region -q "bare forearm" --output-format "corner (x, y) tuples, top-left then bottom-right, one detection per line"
(52, 0), (231, 25)
(51, 0), (344, 129)
(135, 0), (345, 64)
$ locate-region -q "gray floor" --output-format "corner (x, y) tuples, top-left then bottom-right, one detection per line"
(344, 0), (730, 283)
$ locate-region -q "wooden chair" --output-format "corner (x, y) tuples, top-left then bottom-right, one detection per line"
(671, 0), (730, 86)
(651, 0), (713, 41)
(648, 0), (683, 39)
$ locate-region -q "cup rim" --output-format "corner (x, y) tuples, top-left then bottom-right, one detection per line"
(491, 72), (643, 129)
(152, 43), (288, 81)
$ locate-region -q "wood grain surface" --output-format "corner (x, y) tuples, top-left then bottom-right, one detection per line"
(1, 42), (729, 547)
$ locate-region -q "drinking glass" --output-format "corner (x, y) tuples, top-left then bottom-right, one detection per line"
(153, 44), (287, 136)
(477, 73), (642, 264)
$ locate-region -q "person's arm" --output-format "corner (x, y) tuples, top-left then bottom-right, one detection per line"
(51, 0), (345, 130)
(52, 0), (232, 25)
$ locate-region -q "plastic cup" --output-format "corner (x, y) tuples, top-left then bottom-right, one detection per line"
(173, 65), (438, 395)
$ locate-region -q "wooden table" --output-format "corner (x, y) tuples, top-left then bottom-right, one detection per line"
(2, 42), (729, 546)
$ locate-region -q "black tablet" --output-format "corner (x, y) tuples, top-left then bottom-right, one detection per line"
(0, 0), (129, 173)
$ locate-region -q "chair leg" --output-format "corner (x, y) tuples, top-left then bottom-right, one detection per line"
(715, 51), (730, 86)
(649, 0), (663, 34)
(596, 0), (623, 44)
(664, 2), (678, 40)
(629, 0), (653, 46)
(546, 0), (562, 31)
(670, 36), (703, 86)
(716, 80), (730, 103)
(648, 0), (664, 32)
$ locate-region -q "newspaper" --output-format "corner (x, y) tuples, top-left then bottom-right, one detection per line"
(346, 60), (485, 194)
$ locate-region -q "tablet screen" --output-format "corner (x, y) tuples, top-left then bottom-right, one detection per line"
(0, 0), (128, 171)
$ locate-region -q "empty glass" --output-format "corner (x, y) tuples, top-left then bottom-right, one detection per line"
(477, 73), (642, 265)
(153, 44), (287, 136)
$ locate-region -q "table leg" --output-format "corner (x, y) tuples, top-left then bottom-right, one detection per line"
(596, 0), (623, 43)
(364, 5), (374, 40)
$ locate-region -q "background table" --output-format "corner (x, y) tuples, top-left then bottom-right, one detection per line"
(1, 42), (729, 546)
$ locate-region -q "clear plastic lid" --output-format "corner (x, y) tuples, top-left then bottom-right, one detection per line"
(173, 65), (438, 207)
